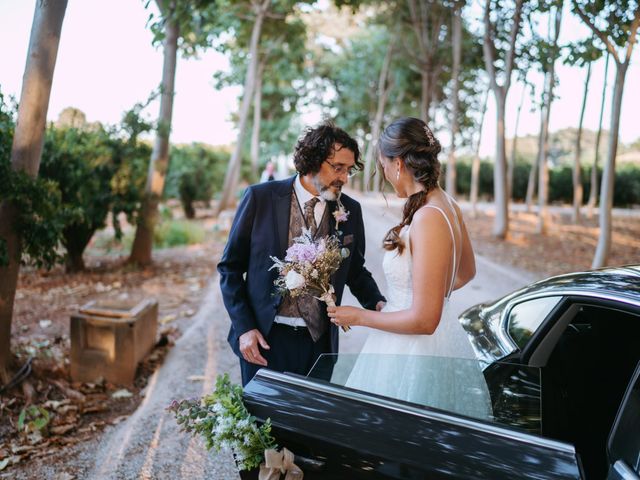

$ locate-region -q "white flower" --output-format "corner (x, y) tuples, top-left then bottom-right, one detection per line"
(284, 270), (305, 290)
(311, 269), (319, 279)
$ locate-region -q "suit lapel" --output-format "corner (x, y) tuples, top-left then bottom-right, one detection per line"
(326, 200), (337, 236)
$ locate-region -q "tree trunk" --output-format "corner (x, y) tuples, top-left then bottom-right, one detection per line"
(592, 64), (628, 268)
(66, 250), (86, 273)
(493, 95), (509, 238)
(216, 0), (270, 215)
(572, 61), (591, 223)
(0, 0), (68, 383)
(364, 40), (393, 193)
(526, 105), (545, 211)
(587, 52), (610, 218)
(129, 16), (179, 266)
(470, 89), (489, 218)
(483, 0), (524, 239)
(250, 60), (265, 181)
(420, 71), (431, 124)
(536, 3), (562, 235)
(508, 81), (527, 203)
(446, 4), (462, 198)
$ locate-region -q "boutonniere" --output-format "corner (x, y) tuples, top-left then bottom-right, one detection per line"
(333, 199), (350, 230)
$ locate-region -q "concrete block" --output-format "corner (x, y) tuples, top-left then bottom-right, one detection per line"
(70, 298), (158, 385)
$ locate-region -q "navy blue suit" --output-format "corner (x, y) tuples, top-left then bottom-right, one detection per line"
(217, 176), (384, 384)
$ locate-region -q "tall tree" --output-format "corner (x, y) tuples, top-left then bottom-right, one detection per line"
(130, 0), (217, 265)
(587, 51), (610, 218)
(445, 0), (464, 197)
(507, 77), (529, 203)
(525, 81), (543, 211)
(536, 0), (563, 235)
(564, 37), (601, 222)
(363, 37), (395, 192)
(571, 0), (640, 267)
(406, 0), (452, 124)
(216, 0), (272, 215)
(250, 60), (265, 179)
(215, 3), (308, 183)
(0, 0), (68, 382)
(470, 88), (489, 218)
(482, 0), (526, 238)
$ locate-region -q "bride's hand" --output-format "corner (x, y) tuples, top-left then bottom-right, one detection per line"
(327, 305), (363, 328)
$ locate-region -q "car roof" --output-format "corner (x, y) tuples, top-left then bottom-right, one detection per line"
(518, 264), (639, 297)
(493, 264), (640, 310)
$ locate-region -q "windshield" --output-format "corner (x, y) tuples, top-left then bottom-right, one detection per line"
(308, 353), (542, 434)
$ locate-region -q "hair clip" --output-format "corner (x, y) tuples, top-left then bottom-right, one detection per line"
(423, 124), (435, 145)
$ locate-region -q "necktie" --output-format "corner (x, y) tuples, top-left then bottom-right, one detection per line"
(304, 197), (320, 236)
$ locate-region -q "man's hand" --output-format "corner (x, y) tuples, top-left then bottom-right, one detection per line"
(375, 301), (386, 312)
(239, 329), (270, 366)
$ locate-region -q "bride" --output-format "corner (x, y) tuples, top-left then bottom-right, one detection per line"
(327, 117), (492, 418)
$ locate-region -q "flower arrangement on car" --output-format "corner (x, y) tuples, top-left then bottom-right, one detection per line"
(169, 374), (304, 478)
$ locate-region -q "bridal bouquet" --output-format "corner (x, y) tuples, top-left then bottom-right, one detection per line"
(270, 228), (350, 331)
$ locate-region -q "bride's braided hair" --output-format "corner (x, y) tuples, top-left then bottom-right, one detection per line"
(380, 117), (442, 254)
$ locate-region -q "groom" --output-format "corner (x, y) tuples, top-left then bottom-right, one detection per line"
(218, 122), (385, 386)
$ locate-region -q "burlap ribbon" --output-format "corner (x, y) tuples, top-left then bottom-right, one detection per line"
(258, 448), (304, 480)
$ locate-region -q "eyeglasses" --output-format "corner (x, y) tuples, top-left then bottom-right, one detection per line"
(325, 159), (357, 178)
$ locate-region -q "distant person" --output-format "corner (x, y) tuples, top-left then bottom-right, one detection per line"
(259, 161), (276, 182)
(218, 122), (385, 386)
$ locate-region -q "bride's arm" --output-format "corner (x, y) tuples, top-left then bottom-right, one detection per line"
(328, 208), (451, 335)
(452, 205), (476, 290)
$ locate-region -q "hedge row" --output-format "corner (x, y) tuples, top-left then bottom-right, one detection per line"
(443, 161), (640, 207)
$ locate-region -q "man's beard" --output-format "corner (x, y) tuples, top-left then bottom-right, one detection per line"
(312, 174), (343, 201)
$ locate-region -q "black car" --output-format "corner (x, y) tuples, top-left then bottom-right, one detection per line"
(243, 265), (640, 479)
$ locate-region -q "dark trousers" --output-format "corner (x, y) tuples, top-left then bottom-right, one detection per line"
(240, 323), (331, 386)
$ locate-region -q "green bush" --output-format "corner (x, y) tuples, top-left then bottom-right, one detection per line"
(153, 220), (205, 248)
(39, 124), (150, 271)
(164, 144), (229, 217)
(0, 92), (72, 269)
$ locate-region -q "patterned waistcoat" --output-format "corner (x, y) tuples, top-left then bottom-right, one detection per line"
(276, 191), (330, 341)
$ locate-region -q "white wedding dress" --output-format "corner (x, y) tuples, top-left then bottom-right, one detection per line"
(346, 203), (493, 419)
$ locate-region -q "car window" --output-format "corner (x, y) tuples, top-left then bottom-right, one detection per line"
(609, 362), (640, 474)
(308, 353), (542, 434)
(507, 296), (562, 350)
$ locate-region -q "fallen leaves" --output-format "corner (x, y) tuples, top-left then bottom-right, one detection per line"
(2, 225), (223, 477)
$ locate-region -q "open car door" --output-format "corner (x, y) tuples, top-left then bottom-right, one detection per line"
(243, 354), (583, 479)
(607, 360), (640, 480)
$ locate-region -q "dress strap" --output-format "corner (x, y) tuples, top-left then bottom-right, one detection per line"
(421, 205), (458, 298)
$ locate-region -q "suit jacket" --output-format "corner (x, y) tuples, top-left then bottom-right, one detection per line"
(218, 175), (385, 356)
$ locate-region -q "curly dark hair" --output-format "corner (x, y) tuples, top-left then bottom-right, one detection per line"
(293, 121), (362, 175)
(378, 117), (442, 253)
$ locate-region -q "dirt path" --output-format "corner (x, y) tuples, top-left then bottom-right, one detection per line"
(84, 282), (241, 480)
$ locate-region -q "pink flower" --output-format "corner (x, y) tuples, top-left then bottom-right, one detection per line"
(285, 243), (318, 263)
(333, 204), (349, 228)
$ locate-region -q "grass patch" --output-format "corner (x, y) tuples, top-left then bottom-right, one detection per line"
(153, 220), (206, 248)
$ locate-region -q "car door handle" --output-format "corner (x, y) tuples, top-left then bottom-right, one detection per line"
(294, 454), (325, 471)
(608, 460), (640, 480)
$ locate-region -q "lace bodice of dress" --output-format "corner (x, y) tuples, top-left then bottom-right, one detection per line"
(381, 226), (413, 312)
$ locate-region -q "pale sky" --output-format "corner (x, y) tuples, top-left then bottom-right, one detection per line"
(0, 1), (639, 157)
